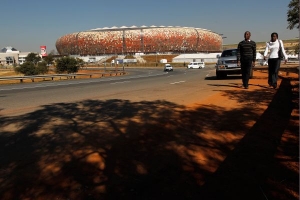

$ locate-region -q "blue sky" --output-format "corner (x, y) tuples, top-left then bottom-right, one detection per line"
(1, 0), (298, 53)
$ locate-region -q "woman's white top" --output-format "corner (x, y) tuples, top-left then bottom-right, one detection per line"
(263, 39), (288, 60)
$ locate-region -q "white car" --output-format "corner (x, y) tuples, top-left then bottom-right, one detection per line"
(260, 60), (268, 66)
(187, 62), (205, 69)
(164, 64), (173, 71)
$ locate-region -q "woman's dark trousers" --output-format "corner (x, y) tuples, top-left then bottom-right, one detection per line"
(268, 58), (280, 87)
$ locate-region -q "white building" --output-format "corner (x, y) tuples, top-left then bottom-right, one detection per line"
(172, 53), (221, 63)
(0, 46), (33, 66)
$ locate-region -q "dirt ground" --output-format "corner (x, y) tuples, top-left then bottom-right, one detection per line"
(186, 69), (299, 200)
(0, 67), (299, 200)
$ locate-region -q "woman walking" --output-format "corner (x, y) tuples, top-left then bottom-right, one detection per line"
(263, 32), (288, 89)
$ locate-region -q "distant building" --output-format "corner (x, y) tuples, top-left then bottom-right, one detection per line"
(0, 46), (19, 65)
(0, 46), (33, 66)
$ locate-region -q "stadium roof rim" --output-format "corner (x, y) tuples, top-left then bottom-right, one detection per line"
(88, 25), (217, 33)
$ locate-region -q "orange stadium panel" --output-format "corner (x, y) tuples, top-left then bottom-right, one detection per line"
(55, 26), (222, 55)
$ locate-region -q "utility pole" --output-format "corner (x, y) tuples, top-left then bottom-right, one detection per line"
(219, 34), (227, 51)
(156, 52), (158, 67)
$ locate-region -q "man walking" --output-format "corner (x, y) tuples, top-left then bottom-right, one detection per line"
(237, 31), (256, 89)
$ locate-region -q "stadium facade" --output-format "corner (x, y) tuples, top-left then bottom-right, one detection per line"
(55, 26), (222, 56)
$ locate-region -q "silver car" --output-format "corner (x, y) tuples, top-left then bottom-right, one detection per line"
(215, 48), (253, 79)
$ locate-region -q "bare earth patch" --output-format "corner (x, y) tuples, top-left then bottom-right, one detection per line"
(186, 70), (299, 199)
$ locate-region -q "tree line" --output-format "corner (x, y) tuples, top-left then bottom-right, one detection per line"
(14, 53), (85, 76)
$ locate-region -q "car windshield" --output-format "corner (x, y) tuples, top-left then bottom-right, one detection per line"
(221, 49), (237, 57)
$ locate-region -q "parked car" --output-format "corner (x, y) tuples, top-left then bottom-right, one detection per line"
(164, 63), (173, 72)
(187, 62), (205, 69)
(215, 48), (253, 79)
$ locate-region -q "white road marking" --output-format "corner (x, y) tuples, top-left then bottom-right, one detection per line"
(170, 81), (185, 85)
(110, 81), (131, 85)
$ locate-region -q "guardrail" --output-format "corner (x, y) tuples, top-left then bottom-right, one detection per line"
(0, 71), (126, 83)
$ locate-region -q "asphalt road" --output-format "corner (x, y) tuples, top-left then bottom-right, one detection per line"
(0, 65), (242, 116)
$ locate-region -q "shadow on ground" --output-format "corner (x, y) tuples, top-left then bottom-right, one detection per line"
(0, 77), (298, 200)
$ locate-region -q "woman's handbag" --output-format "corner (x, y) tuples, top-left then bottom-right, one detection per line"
(278, 40), (284, 60)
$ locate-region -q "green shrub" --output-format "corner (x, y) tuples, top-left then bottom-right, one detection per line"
(14, 61), (49, 76)
(37, 61), (49, 74)
(56, 57), (80, 74)
(15, 62), (38, 75)
(25, 53), (41, 64)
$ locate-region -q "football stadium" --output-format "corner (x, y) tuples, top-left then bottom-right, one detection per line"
(55, 26), (222, 56)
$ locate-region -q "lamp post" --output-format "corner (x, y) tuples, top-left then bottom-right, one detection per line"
(156, 52), (158, 67)
(296, 37), (300, 60)
(219, 34), (227, 51)
(222, 37), (227, 51)
(104, 48), (106, 72)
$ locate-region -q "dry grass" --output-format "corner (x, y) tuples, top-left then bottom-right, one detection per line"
(142, 54), (179, 63)
(0, 69), (17, 76)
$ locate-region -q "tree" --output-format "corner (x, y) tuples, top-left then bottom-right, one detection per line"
(14, 53), (49, 75)
(287, 0), (299, 30)
(25, 53), (41, 64)
(56, 57), (80, 74)
(76, 57), (85, 69)
(15, 62), (38, 76)
(36, 61), (49, 74)
(43, 53), (54, 66)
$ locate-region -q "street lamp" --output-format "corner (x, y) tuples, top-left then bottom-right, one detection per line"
(222, 37), (227, 51)
(156, 52), (158, 67)
(219, 34), (227, 51)
(296, 37), (300, 60)
(103, 48), (106, 71)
